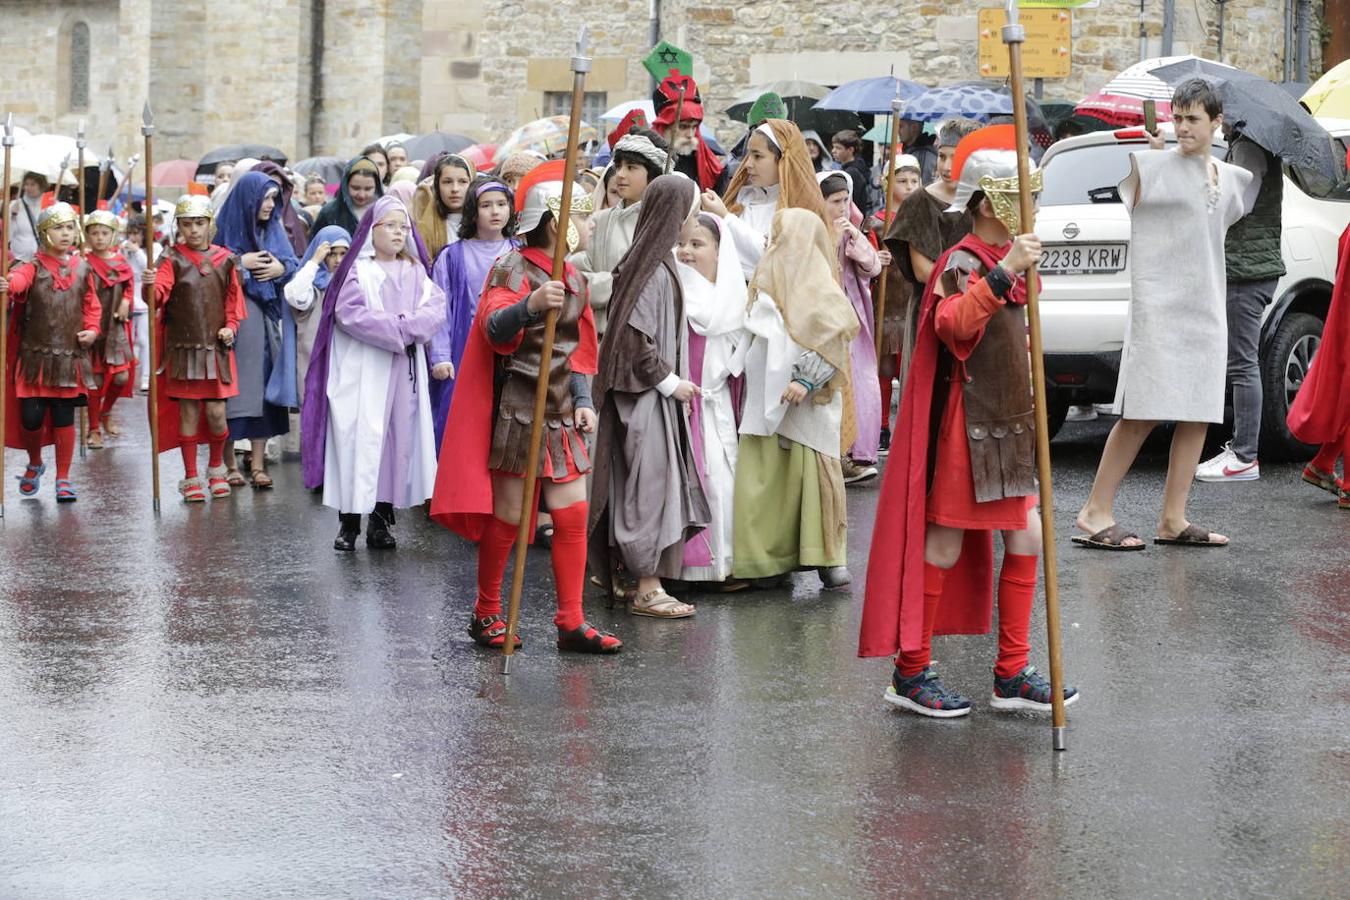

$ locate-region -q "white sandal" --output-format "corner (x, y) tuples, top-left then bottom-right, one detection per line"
(630, 589), (696, 619)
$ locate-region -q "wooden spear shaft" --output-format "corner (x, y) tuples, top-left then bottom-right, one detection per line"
(1003, 0), (1067, 751)
(501, 27), (592, 675)
(874, 97), (903, 360)
(142, 104), (161, 513)
(0, 114), (13, 519)
(77, 122), (88, 458)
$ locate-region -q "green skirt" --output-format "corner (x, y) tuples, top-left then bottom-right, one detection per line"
(732, 434), (846, 578)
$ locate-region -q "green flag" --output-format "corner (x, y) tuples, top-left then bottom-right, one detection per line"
(643, 41), (693, 82)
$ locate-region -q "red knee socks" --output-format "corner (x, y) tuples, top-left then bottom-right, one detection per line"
(98, 385), (119, 425)
(475, 516), (520, 619)
(53, 426), (75, 480)
(549, 501), (589, 631)
(180, 442), (199, 478)
(995, 553), (1038, 679)
(879, 375), (893, 433)
(207, 429), (227, 468)
(897, 562), (948, 677)
(86, 388), (103, 435)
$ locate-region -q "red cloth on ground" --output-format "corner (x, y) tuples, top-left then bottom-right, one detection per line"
(549, 500), (589, 629)
(429, 247), (597, 541)
(861, 234), (1044, 659)
(995, 553), (1038, 679)
(1288, 223), (1350, 445)
(5, 255), (101, 400)
(897, 562), (949, 676)
(475, 516), (520, 618)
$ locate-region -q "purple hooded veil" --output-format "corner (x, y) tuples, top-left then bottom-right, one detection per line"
(300, 195), (433, 488)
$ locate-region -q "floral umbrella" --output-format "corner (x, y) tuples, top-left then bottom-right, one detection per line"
(494, 116), (599, 163)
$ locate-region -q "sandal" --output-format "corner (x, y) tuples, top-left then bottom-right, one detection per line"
(590, 574), (638, 601)
(467, 614), (522, 650)
(180, 477), (207, 503)
(556, 622), (623, 654)
(1071, 524), (1145, 551)
(55, 479), (77, 503)
(1154, 524), (1228, 547)
(87, 430), (104, 449)
(101, 414), (121, 436)
(206, 465), (232, 498)
(1338, 484), (1348, 511)
(630, 589), (696, 619)
(226, 469), (247, 487)
(17, 462), (46, 497)
(250, 468), (274, 490)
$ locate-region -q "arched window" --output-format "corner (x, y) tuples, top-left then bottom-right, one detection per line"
(70, 21), (90, 110)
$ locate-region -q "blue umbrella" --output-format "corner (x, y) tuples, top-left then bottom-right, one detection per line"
(813, 76), (928, 115)
(903, 83), (1014, 122)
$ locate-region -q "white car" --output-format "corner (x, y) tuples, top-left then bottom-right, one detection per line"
(1035, 121), (1346, 457)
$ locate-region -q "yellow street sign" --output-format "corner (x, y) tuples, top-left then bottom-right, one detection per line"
(978, 7), (1072, 79)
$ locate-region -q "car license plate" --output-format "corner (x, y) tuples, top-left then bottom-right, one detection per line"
(1039, 243), (1127, 275)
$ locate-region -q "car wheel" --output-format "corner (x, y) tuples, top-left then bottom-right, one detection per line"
(1259, 311), (1322, 461)
(1046, 395), (1069, 441)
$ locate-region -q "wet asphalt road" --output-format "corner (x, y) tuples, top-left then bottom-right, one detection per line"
(0, 400), (1346, 899)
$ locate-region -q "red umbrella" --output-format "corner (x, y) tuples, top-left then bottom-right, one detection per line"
(461, 143), (497, 170)
(152, 158), (199, 187)
(1074, 91), (1171, 128)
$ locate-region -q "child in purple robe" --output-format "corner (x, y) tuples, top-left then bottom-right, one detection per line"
(300, 196), (446, 551)
(428, 176), (519, 450)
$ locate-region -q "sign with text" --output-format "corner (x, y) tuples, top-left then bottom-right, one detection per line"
(978, 7), (1073, 79)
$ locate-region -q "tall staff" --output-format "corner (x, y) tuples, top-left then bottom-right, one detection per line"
(1003, 0), (1068, 751)
(76, 120), (89, 457)
(142, 103), (162, 513)
(501, 26), (592, 675)
(96, 145), (112, 207)
(873, 85), (903, 359)
(0, 114), (14, 519)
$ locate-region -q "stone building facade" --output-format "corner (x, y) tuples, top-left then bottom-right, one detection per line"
(0, 0), (1328, 166)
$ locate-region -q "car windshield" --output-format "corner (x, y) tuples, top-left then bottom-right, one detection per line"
(1041, 141), (1224, 206)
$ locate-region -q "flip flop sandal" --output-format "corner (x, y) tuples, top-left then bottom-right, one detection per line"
(86, 431), (104, 449)
(466, 614), (522, 649)
(226, 469), (248, 487)
(101, 415), (121, 436)
(55, 479), (77, 503)
(556, 622), (623, 654)
(1071, 524), (1146, 551)
(17, 463), (46, 497)
(630, 589), (696, 619)
(206, 466), (232, 498)
(180, 477), (207, 503)
(1301, 463), (1338, 494)
(250, 469), (274, 490)
(1154, 524), (1228, 547)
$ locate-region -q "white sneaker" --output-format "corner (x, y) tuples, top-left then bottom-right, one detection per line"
(1066, 405), (1098, 423)
(841, 459), (879, 485)
(1195, 442), (1260, 482)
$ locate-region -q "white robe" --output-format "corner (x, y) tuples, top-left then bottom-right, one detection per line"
(322, 257), (439, 514)
(723, 184), (780, 279)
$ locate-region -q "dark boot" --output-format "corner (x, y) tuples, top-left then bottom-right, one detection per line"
(334, 513), (360, 551)
(366, 503), (396, 549)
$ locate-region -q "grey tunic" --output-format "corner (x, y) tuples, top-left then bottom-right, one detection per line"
(1114, 149), (1253, 423)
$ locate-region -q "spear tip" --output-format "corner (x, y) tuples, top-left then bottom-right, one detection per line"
(577, 24), (589, 54)
(3, 112), (11, 137)
(142, 101), (154, 125)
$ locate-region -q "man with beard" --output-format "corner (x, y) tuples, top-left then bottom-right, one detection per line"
(652, 74), (728, 195)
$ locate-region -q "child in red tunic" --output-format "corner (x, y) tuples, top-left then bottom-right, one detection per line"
(0, 202), (100, 502)
(82, 210), (136, 448)
(859, 127), (1079, 718)
(153, 195), (246, 502)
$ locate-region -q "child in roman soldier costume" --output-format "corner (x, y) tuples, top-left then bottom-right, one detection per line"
(153, 194), (246, 503)
(1, 202), (100, 502)
(859, 126), (1080, 718)
(82, 208), (136, 448)
(430, 160), (622, 655)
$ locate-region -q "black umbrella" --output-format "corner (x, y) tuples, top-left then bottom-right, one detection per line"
(400, 132), (474, 162)
(1151, 59), (1341, 189)
(291, 155), (348, 184)
(195, 144), (288, 179)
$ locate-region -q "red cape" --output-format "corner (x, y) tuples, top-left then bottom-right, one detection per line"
(1287, 223), (1350, 443)
(428, 248), (597, 540)
(858, 236), (1002, 659)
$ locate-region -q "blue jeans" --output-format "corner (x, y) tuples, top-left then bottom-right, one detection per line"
(1226, 279), (1277, 462)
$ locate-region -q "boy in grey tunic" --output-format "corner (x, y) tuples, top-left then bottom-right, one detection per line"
(1075, 79), (1254, 551)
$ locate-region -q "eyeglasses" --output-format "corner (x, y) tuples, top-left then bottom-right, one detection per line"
(377, 221), (410, 234)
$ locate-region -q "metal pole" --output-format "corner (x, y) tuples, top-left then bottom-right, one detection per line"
(0, 114), (14, 520)
(142, 104), (161, 514)
(501, 27), (592, 676)
(1162, 0), (1175, 57)
(873, 89), (903, 360)
(1296, 0), (1311, 83)
(1004, 0), (1068, 752)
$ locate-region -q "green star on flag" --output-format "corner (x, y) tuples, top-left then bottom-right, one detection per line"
(643, 41), (693, 81)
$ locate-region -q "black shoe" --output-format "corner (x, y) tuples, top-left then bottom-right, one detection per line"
(878, 428), (891, 455)
(334, 526), (359, 551)
(366, 512), (396, 549)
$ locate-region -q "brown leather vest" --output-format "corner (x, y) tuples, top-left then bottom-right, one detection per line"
(93, 276), (132, 368)
(485, 251), (590, 476)
(162, 247), (234, 383)
(18, 260), (95, 389)
(938, 250), (1036, 503)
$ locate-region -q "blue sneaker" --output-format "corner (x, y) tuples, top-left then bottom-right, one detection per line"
(884, 667), (973, 718)
(990, 666), (1080, 712)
